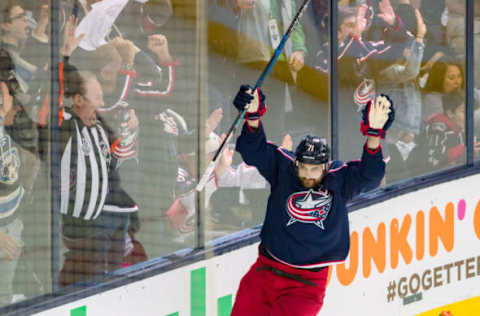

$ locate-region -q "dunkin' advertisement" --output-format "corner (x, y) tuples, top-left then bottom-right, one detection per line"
(321, 175), (480, 315)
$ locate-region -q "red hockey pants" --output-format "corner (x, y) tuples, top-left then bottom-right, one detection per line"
(231, 252), (329, 316)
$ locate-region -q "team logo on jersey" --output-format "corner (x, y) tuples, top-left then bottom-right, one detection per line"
(81, 136), (91, 155)
(98, 138), (111, 166)
(0, 134), (20, 185)
(286, 189), (332, 229)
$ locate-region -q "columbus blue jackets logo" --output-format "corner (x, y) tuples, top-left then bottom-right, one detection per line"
(286, 189), (332, 229)
(0, 134), (20, 185)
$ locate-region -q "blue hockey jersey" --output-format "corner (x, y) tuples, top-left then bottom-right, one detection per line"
(236, 123), (385, 269)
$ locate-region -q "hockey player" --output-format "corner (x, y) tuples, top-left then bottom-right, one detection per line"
(230, 85), (394, 315)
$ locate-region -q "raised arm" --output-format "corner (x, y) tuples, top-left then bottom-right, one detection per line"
(344, 94), (395, 198)
(379, 9), (427, 83)
(232, 85), (278, 184)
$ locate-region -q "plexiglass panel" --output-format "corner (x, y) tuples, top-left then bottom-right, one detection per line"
(204, 0), (330, 243)
(0, 0), (52, 306)
(1, 0), (477, 312)
(2, 0), (202, 301)
(337, 0), (466, 184)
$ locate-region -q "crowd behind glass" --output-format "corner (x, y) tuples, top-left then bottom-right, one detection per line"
(0, 0), (477, 309)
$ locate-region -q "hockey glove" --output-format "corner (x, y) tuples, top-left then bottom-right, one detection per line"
(233, 84), (266, 120)
(360, 94), (395, 139)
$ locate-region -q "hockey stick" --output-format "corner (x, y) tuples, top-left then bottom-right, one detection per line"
(196, 0), (311, 191)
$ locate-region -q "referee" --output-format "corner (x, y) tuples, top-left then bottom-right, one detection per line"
(58, 70), (137, 286)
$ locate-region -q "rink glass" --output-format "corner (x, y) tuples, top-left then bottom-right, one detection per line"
(0, 0), (477, 312)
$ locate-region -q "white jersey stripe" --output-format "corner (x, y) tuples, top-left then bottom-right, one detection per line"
(60, 138), (72, 214)
(72, 121), (86, 218)
(60, 113), (113, 220)
(91, 127), (108, 220)
(0, 186), (24, 219)
(82, 127), (99, 220)
(103, 204), (138, 213)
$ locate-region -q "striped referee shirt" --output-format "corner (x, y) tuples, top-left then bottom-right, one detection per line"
(60, 110), (111, 221)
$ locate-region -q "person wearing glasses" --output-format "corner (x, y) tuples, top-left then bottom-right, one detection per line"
(0, 64), (25, 307)
(0, 0), (51, 87)
(0, 0), (48, 200)
(0, 1), (50, 304)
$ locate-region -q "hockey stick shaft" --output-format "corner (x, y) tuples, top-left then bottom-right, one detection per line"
(196, 0), (311, 191)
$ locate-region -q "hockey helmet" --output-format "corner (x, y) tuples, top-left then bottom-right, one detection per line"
(295, 135), (329, 165)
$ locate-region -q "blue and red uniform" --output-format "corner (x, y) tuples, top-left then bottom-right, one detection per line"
(231, 122), (385, 315)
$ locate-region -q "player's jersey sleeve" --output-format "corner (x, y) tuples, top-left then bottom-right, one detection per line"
(235, 122), (279, 186)
(340, 143), (385, 202)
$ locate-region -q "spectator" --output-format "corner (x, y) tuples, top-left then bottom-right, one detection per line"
(418, 0), (449, 62)
(444, 0), (480, 92)
(315, 1), (405, 160)
(165, 131), (226, 242)
(0, 80), (24, 306)
(408, 92), (479, 174)
(0, 1), (44, 194)
(1, 17), (140, 287)
(114, 0), (173, 45)
(231, 0), (308, 143)
(0, 0), (45, 136)
(422, 60), (463, 120)
(315, 5), (356, 74)
(374, 7), (426, 182)
(311, 0), (330, 45)
(0, 0), (51, 97)
(444, 0), (466, 59)
(234, 0), (306, 79)
(426, 92), (465, 167)
(166, 109), (272, 242)
(70, 35), (178, 193)
(0, 1), (50, 299)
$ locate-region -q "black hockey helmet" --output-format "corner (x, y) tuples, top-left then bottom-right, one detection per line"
(295, 135), (330, 165)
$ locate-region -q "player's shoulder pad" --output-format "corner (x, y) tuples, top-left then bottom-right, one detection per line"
(276, 146), (295, 162)
(328, 160), (347, 173)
